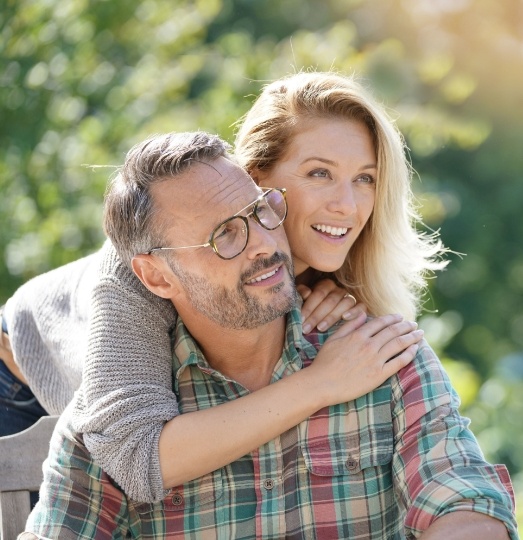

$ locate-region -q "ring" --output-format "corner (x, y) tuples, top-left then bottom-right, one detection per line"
(343, 293), (356, 304)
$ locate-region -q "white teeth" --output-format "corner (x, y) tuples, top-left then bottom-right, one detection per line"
(312, 224), (348, 236)
(246, 267), (278, 284)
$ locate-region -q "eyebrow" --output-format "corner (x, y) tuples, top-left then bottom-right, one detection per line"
(301, 157), (377, 169)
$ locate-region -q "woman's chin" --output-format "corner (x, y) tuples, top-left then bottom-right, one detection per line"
(308, 257), (347, 274)
(292, 253), (348, 282)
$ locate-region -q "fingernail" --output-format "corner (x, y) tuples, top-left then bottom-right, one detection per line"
(317, 322), (327, 332)
(414, 329), (424, 337)
(342, 311), (352, 320)
(302, 323), (312, 334)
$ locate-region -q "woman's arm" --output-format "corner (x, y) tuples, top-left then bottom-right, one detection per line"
(159, 312), (422, 488)
(78, 247), (421, 502)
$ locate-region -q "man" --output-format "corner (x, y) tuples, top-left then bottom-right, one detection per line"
(22, 132), (517, 539)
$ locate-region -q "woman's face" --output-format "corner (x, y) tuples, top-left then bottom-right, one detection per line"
(254, 117), (377, 278)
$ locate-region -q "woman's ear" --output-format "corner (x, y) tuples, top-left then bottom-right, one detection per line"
(131, 254), (180, 299)
(249, 167), (262, 186)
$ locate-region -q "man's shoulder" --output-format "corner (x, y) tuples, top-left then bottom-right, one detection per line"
(301, 320), (342, 351)
(392, 339), (448, 387)
(390, 339), (457, 413)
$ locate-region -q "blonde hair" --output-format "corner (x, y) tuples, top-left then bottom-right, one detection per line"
(234, 72), (447, 319)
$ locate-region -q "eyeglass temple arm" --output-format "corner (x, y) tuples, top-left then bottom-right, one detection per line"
(148, 243), (210, 254)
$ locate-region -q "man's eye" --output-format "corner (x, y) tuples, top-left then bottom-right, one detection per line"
(214, 225), (234, 240)
(256, 201), (269, 215)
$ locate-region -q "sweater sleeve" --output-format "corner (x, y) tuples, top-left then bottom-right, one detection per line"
(71, 242), (179, 503)
(4, 252), (99, 414)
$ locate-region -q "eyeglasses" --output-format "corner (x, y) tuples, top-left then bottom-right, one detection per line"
(146, 187), (287, 260)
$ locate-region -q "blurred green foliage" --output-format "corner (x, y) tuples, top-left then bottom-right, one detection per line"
(1, 0), (522, 526)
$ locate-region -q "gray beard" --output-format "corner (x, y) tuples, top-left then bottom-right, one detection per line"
(169, 252), (297, 329)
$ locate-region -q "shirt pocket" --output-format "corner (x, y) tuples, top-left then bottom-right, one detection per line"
(301, 426), (394, 477)
(298, 427), (395, 530)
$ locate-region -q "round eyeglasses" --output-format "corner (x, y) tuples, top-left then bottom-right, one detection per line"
(146, 187), (287, 260)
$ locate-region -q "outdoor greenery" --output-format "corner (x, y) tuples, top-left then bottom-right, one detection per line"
(1, 0), (522, 526)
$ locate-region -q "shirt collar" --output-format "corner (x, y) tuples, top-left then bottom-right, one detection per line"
(172, 303), (319, 377)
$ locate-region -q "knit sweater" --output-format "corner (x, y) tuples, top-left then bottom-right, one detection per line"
(5, 251), (98, 414)
(5, 241), (179, 501)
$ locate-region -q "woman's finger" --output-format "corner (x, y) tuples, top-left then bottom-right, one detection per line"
(381, 343), (419, 379)
(302, 290), (356, 333)
(300, 280), (339, 330)
(341, 301), (367, 321)
(330, 313), (404, 340)
(314, 296), (361, 332)
(378, 328), (424, 360)
(296, 284), (312, 301)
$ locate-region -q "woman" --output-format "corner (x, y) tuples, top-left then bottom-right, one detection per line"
(3, 72), (437, 503)
(236, 71), (445, 321)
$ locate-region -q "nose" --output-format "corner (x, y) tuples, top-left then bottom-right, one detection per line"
(243, 218), (281, 260)
(327, 182), (357, 215)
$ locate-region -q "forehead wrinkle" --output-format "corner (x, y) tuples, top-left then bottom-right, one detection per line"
(189, 159), (223, 176)
(206, 166), (259, 216)
(175, 163), (258, 234)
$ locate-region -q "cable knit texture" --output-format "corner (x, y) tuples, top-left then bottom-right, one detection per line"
(5, 241), (179, 502)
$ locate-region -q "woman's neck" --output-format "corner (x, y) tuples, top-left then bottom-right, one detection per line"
(295, 267), (319, 287)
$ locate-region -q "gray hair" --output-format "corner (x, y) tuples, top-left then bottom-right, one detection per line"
(103, 131), (231, 267)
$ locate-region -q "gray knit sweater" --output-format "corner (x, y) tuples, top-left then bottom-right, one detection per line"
(5, 241), (179, 502)
(5, 252), (98, 413)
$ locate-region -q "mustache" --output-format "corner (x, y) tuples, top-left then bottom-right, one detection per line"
(240, 251), (293, 283)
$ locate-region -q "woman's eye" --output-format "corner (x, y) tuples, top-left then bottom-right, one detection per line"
(309, 169), (330, 178)
(357, 174), (375, 184)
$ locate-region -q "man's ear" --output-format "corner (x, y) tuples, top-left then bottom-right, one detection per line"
(131, 254), (180, 299)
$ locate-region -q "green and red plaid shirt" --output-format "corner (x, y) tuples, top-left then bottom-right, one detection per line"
(27, 308), (518, 539)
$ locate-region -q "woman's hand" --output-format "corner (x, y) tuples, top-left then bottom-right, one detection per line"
(298, 278), (366, 334)
(310, 312), (424, 406)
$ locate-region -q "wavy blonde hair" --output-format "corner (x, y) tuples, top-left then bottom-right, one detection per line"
(234, 72), (447, 320)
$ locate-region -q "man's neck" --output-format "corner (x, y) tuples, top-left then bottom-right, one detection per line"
(177, 310), (288, 392)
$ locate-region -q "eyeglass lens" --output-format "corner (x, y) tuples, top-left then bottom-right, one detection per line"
(212, 190), (286, 259)
(256, 190), (287, 230)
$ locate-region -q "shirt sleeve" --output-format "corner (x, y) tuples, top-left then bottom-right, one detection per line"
(391, 339), (518, 539)
(71, 241), (180, 503)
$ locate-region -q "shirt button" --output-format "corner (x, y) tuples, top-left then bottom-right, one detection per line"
(263, 479), (275, 490)
(171, 492), (184, 506)
(346, 458), (359, 471)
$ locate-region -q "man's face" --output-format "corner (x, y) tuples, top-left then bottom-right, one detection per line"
(151, 157), (296, 329)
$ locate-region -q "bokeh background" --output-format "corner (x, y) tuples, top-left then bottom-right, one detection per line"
(1, 0), (522, 527)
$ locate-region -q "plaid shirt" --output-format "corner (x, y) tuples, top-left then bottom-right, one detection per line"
(27, 308), (518, 539)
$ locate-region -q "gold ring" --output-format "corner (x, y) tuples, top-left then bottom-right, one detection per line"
(344, 293), (356, 303)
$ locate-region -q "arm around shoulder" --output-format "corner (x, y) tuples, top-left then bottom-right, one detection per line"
(73, 245), (179, 503)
